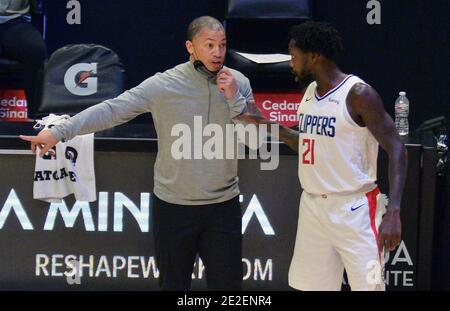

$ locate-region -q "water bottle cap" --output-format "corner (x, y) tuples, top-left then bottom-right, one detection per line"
(399, 91), (406, 96)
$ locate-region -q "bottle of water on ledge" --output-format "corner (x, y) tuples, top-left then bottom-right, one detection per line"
(395, 91), (409, 136)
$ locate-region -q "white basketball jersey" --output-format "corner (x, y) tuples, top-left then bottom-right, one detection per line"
(297, 75), (378, 195)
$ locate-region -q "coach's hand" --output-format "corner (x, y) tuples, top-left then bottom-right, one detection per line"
(378, 207), (402, 252)
(217, 68), (238, 101)
(20, 129), (59, 157)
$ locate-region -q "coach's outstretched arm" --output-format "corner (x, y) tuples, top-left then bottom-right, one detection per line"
(20, 76), (160, 157)
(235, 113), (300, 153)
(20, 129), (59, 158)
(348, 83), (408, 252)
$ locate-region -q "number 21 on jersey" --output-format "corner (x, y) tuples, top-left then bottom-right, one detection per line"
(302, 139), (315, 165)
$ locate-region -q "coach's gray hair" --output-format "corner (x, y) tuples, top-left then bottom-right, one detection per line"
(187, 16), (225, 41)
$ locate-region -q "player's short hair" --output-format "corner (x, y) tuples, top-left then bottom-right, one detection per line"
(187, 16), (225, 41)
(288, 21), (343, 62)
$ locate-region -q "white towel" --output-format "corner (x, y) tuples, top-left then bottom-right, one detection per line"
(33, 114), (96, 203)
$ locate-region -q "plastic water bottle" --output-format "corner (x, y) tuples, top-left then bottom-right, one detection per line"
(395, 91), (409, 136)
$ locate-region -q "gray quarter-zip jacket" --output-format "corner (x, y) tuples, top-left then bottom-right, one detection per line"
(49, 61), (254, 205)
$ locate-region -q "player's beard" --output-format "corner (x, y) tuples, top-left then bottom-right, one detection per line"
(293, 70), (314, 91)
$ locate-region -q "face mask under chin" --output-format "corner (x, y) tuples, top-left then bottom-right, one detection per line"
(193, 60), (222, 82)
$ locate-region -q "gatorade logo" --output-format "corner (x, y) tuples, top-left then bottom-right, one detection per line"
(64, 63), (98, 96)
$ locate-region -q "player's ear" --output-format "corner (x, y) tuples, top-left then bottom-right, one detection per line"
(311, 52), (320, 64)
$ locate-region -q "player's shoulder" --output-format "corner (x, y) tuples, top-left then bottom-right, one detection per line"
(348, 78), (376, 99)
(347, 75), (371, 93)
(346, 77), (384, 112)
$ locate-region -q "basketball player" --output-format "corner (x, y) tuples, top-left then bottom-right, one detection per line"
(20, 16), (254, 291)
(237, 21), (407, 290)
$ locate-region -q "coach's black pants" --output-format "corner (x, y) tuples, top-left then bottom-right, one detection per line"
(152, 194), (242, 291)
(0, 20), (47, 118)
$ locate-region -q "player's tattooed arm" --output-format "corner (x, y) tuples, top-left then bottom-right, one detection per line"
(234, 113), (299, 153)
